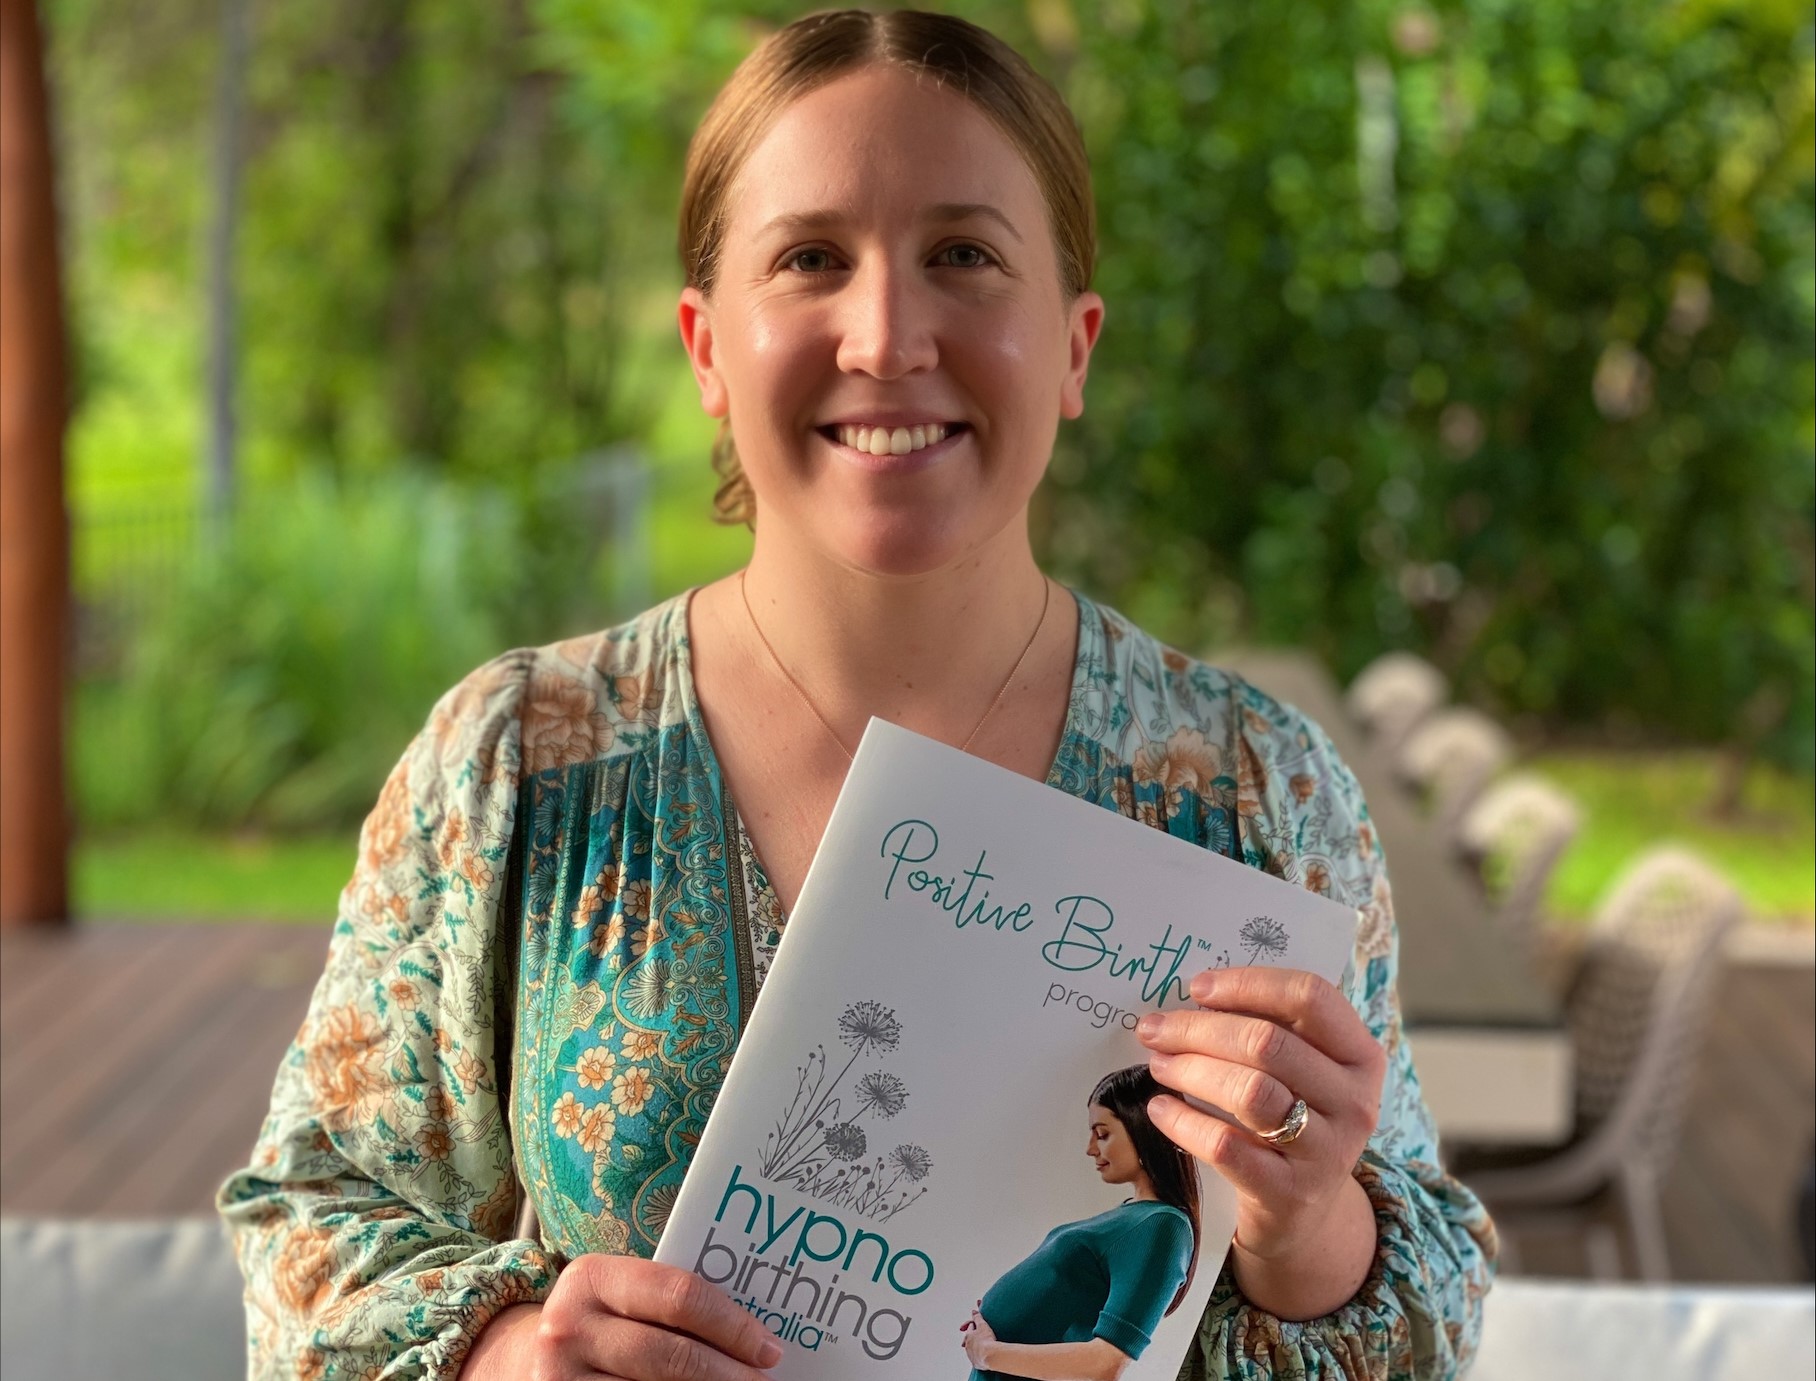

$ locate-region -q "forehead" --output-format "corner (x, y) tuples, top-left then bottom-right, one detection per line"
(725, 64), (1046, 236)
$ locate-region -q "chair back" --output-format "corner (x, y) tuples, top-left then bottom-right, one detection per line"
(1345, 651), (1447, 752)
(1566, 849), (1742, 1173)
(1459, 773), (1581, 943)
(1398, 706), (1513, 830)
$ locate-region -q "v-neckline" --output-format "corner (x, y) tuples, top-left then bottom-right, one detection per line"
(676, 580), (1096, 934)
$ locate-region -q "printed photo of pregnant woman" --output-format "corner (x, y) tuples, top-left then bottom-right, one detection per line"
(958, 1064), (1202, 1381)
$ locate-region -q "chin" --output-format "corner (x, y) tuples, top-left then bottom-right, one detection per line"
(820, 502), (986, 579)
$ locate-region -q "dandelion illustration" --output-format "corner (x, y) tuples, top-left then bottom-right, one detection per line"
(823, 1122), (868, 1161)
(1239, 916), (1290, 964)
(837, 1000), (903, 1056)
(887, 1144), (933, 1182)
(854, 1070), (909, 1119)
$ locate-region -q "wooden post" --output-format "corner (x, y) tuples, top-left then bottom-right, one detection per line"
(1, 0), (72, 927)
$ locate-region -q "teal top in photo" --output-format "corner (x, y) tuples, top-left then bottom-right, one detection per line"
(971, 1198), (1195, 1377)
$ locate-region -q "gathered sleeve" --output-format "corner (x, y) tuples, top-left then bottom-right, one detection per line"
(1187, 699), (1499, 1381)
(216, 650), (557, 1380)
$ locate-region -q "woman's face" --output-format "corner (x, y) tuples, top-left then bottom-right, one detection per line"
(1086, 1103), (1143, 1186)
(678, 64), (1104, 576)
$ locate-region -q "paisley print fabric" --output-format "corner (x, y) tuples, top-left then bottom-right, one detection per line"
(218, 588), (1495, 1380)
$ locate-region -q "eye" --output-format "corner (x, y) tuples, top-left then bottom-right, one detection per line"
(782, 246), (841, 274)
(936, 242), (997, 269)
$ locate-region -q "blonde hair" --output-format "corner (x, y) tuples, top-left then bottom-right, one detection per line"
(677, 7), (1096, 526)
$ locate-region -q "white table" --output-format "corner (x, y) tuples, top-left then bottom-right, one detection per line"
(1408, 1025), (1575, 1145)
(1472, 1277), (1816, 1380)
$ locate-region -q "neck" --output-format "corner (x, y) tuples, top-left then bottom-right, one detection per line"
(732, 519), (1057, 748)
(1130, 1172), (1158, 1202)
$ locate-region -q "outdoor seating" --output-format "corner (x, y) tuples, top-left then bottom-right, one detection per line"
(1453, 848), (1744, 1281)
(1397, 705), (1515, 832)
(1457, 772), (1583, 950)
(1343, 650), (1448, 754)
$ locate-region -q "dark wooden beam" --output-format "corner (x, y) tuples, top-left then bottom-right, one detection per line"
(1, 0), (72, 927)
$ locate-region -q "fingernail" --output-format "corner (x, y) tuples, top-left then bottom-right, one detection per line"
(1136, 1013), (1161, 1040)
(759, 1339), (783, 1366)
(1191, 970), (1218, 998)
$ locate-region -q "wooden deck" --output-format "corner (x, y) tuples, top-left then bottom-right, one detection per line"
(1, 921), (1810, 1284)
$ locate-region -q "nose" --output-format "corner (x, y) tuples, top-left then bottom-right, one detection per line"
(834, 256), (939, 380)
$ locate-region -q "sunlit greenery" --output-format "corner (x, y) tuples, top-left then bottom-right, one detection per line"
(46, 1), (1812, 870)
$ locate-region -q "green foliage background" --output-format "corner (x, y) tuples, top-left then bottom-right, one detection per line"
(45, 0), (1815, 835)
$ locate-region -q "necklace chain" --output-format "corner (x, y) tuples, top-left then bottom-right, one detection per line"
(738, 570), (1053, 764)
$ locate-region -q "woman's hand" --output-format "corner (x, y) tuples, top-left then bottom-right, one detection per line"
(1136, 965), (1386, 1320)
(962, 1307), (996, 1367)
(460, 1254), (783, 1381)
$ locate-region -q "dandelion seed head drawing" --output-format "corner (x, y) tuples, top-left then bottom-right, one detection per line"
(837, 1000), (903, 1056)
(888, 1144), (933, 1182)
(824, 1122), (868, 1160)
(1239, 915), (1290, 963)
(854, 1070), (909, 1119)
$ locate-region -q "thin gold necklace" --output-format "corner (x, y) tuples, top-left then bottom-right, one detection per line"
(738, 569), (1053, 764)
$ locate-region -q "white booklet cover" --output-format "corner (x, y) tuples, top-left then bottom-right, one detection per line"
(655, 719), (1359, 1378)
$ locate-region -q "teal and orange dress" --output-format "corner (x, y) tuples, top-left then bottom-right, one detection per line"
(216, 586), (1497, 1380)
(971, 1198), (1195, 1379)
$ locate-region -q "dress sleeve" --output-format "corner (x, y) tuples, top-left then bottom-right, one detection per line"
(1186, 700), (1498, 1381)
(1094, 1210), (1196, 1360)
(215, 649), (557, 1380)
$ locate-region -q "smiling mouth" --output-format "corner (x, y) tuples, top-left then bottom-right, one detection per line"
(817, 422), (970, 457)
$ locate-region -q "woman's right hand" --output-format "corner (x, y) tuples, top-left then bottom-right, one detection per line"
(464, 1254), (784, 1380)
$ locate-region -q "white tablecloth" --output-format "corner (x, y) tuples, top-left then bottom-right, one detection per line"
(1471, 1275), (1815, 1380)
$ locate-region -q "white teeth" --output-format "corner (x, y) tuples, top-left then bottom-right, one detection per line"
(834, 423), (954, 455)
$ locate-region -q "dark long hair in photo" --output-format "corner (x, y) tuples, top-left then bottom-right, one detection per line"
(1090, 1064), (1202, 1315)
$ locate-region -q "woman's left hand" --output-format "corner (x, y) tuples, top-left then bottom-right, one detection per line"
(961, 1308), (996, 1366)
(1135, 965), (1387, 1264)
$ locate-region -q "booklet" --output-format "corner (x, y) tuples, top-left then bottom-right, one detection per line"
(654, 719), (1359, 1378)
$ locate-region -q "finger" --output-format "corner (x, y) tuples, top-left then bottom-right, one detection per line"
(1136, 1008), (1347, 1112)
(1146, 1050), (1301, 1137)
(582, 1315), (780, 1381)
(1188, 967), (1381, 1068)
(586, 1259), (782, 1370)
(1148, 1093), (1290, 1200)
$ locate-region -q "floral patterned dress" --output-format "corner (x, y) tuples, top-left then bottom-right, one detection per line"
(216, 586), (1496, 1381)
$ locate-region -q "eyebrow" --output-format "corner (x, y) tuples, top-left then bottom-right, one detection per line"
(756, 202), (1024, 244)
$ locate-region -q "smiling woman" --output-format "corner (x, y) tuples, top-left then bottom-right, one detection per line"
(216, 11), (1495, 1381)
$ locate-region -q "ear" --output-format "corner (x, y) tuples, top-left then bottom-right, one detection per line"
(1058, 291), (1106, 421)
(677, 286), (730, 419)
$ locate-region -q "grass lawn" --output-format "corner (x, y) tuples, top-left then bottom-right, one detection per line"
(1527, 750), (1814, 926)
(75, 830), (357, 925)
(74, 751), (1813, 928)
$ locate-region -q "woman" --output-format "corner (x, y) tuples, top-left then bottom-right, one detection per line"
(960, 1066), (1199, 1380)
(217, 10), (1496, 1381)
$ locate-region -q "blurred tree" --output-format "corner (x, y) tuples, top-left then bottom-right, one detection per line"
(43, 0), (1816, 785)
(1044, 0), (1814, 772)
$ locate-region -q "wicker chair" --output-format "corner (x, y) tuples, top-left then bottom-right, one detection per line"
(1455, 849), (1743, 1281)
(1398, 705), (1514, 831)
(1345, 651), (1448, 753)
(1458, 773), (1582, 947)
